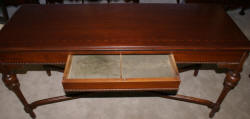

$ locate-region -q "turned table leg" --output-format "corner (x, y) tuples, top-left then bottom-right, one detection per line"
(210, 52), (248, 117)
(193, 64), (201, 77)
(209, 71), (240, 118)
(239, 7), (245, 15)
(43, 65), (64, 77)
(2, 73), (36, 119)
(134, 0), (139, 3)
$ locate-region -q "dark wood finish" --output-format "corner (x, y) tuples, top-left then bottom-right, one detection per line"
(0, 51), (245, 64)
(159, 94), (214, 108)
(0, 4), (249, 52)
(30, 96), (79, 109)
(0, 4), (249, 118)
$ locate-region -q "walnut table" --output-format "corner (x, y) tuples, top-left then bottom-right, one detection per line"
(0, 4), (250, 118)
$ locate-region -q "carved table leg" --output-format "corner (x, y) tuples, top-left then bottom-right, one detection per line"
(2, 73), (36, 119)
(210, 52), (248, 117)
(176, 0), (180, 4)
(239, 7), (245, 15)
(133, 0), (139, 3)
(43, 65), (64, 76)
(178, 64), (201, 76)
(209, 71), (240, 118)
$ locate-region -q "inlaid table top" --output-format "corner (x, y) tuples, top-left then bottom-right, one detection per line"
(0, 4), (249, 52)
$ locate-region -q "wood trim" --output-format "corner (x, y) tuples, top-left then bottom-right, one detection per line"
(169, 54), (180, 77)
(63, 54), (72, 80)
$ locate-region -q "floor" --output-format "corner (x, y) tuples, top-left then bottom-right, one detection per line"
(0, 1), (250, 119)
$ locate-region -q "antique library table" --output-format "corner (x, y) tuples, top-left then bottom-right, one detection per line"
(0, 4), (250, 119)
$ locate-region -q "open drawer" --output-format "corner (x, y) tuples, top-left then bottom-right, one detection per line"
(63, 54), (180, 93)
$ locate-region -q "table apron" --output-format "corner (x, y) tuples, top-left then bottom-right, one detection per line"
(0, 51), (245, 64)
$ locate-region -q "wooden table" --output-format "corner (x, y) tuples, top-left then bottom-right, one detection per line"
(0, 4), (249, 119)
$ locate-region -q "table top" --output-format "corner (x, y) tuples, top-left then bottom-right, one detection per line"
(0, 4), (249, 52)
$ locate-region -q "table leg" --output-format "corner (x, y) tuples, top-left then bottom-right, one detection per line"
(209, 71), (240, 118)
(178, 64), (201, 76)
(43, 65), (64, 76)
(239, 7), (245, 15)
(176, 0), (180, 4)
(134, 0), (139, 3)
(210, 52), (248, 118)
(2, 73), (36, 119)
(193, 64), (201, 77)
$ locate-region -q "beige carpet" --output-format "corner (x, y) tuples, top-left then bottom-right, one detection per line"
(0, 6), (250, 119)
(0, 24), (3, 29)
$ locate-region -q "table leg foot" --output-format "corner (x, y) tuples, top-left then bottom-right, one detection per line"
(209, 71), (240, 118)
(239, 8), (245, 16)
(2, 73), (36, 118)
(46, 69), (52, 76)
(134, 0), (139, 3)
(209, 104), (219, 118)
(176, 0), (180, 4)
(24, 106), (36, 118)
(43, 65), (52, 76)
(193, 64), (201, 77)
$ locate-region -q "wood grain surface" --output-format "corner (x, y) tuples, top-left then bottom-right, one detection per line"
(0, 4), (249, 52)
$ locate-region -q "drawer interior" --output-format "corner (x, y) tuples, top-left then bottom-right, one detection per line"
(63, 54), (180, 93)
(67, 55), (121, 79)
(122, 55), (177, 79)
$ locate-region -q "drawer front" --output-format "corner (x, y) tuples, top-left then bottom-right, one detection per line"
(63, 79), (180, 92)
